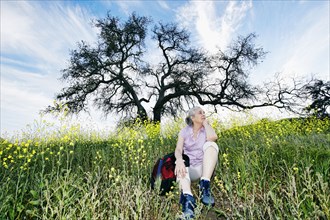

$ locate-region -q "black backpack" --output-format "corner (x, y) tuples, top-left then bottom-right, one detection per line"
(150, 152), (190, 195)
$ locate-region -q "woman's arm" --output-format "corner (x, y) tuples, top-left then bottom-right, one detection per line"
(174, 135), (186, 177)
(203, 120), (218, 141)
(175, 135), (184, 161)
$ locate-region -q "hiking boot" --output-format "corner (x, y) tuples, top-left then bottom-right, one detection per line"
(179, 193), (196, 219)
(199, 179), (215, 206)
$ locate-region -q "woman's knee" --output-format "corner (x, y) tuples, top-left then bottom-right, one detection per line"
(203, 141), (219, 154)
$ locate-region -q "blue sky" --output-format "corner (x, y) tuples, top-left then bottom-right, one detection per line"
(1, 0), (329, 136)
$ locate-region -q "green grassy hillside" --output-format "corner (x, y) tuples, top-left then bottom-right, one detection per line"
(1, 117), (329, 219)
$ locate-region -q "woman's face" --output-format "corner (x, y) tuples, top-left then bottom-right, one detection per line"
(191, 108), (206, 124)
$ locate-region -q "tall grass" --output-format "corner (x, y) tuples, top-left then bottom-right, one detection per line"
(1, 116), (329, 219)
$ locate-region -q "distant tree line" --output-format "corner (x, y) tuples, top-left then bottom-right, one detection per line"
(44, 12), (330, 122)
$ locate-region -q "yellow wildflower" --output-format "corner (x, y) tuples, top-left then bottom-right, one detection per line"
(293, 167), (299, 173)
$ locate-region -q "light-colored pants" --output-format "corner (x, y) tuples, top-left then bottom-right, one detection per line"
(182, 141), (219, 182)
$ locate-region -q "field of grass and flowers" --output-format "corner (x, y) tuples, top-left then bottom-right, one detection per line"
(0, 115), (329, 219)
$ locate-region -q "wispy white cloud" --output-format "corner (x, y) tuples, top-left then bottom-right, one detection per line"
(1, 64), (61, 94)
(1, 76), (116, 136)
(1, 79), (51, 113)
(1, 77), (52, 135)
(175, 0), (328, 84)
(281, 5), (329, 80)
(1, 1), (98, 135)
(218, 1), (252, 49)
(157, 0), (170, 11)
(116, 0), (143, 16)
(1, 1), (97, 67)
(176, 1), (252, 52)
(252, 2), (329, 84)
(0, 61), (64, 134)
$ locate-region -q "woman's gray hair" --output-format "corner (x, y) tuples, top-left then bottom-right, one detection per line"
(185, 106), (202, 126)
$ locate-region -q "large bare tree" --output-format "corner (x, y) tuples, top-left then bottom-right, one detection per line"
(45, 12), (314, 122)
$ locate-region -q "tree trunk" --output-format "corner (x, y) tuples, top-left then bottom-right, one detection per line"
(153, 108), (162, 123)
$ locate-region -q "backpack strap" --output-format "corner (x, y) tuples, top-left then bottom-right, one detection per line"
(156, 158), (164, 178)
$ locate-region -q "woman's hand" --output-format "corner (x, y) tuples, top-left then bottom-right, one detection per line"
(202, 118), (209, 127)
(203, 118), (218, 141)
(175, 159), (187, 178)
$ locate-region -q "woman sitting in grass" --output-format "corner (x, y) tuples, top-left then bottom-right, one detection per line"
(174, 106), (219, 219)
